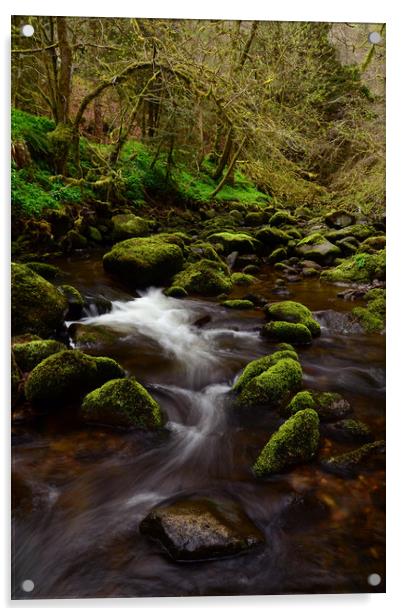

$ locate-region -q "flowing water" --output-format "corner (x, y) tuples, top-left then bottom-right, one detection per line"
(12, 254), (385, 598)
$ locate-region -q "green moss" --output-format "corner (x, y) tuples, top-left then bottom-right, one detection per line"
(321, 440), (385, 476)
(187, 242), (223, 265)
(255, 226), (291, 247)
(60, 229), (88, 251)
(252, 409), (320, 476)
(243, 264), (260, 275)
(88, 226), (103, 242)
(295, 233), (340, 264)
(353, 293), (385, 333)
(172, 259), (232, 296)
(81, 377), (163, 429)
(11, 263), (68, 337)
(261, 321), (313, 345)
(328, 419), (373, 443)
(264, 300), (321, 337)
(232, 349), (299, 394)
(24, 350), (124, 407)
(208, 232), (260, 255)
(231, 272), (256, 286)
(25, 262), (61, 282)
(235, 358), (302, 408)
(363, 288), (385, 302)
(59, 284), (85, 320)
(321, 250), (385, 283)
(269, 210), (295, 227)
(267, 247), (287, 263)
(103, 236), (184, 287)
(357, 236), (386, 253)
(325, 224), (378, 242)
(11, 351), (21, 408)
(164, 286), (188, 298)
(69, 323), (117, 347)
(285, 391), (316, 416)
(12, 339), (65, 372)
(111, 214), (152, 241)
(221, 299), (254, 310)
(244, 211), (271, 226)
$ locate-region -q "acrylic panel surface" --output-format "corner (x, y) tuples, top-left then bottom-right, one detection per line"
(11, 16), (385, 599)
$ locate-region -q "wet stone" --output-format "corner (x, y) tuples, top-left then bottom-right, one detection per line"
(140, 498), (265, 561)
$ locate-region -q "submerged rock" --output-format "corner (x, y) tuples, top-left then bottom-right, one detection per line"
(221, 299), (254, 310)
(69, 323), (117, 347)
(81, 377), (163, 429)
(284, 390), (351, 421)
(172, 259), (232, 296)
(261, 321), (312, 345)
(252, 409), (320, 476)
(12, 339), (66, 372)
(24, 350), (125, 407)
(103, 236), (184, 287)
(321, 440), (385, 477)
(264, 300), (321, 337)
(140, 498), (264, 561)
(235, 357), (302, 409)
(322, 419), (373, 444)
(11, 262), (68, 337)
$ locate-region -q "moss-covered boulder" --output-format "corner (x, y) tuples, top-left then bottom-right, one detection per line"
(60, 229), (88, 251)
(235, 357), (302, 409)
(357, 236), (386, 253)
(321, 250), (385, 284)
(267, 247), (287, 264)
(231, 272), (256, 286)
(172, 259), (232, 296)
(261, 321), (313, 345)
(11, 263), (68, 337)
(111, 214), (152, 241)
(352, 293), (385, 333)
(187, 241), (223, 265)
(81, 377), (163, 429)
(255, 226), (291, 248)
(324, 210), (356, 229)
(244, 211), (271, 226)
(232, 348), (298, 394)
(268, 210), (296, 227)
(103, 237), (184, 288)
(207, 232), (261, 255)
(221, 299), (254, 310)
(252, 409), (320, 476)
(325, 224), (378, 242)
(12, 339), (65, 372)
(24, 350), (125, 407)
(284, 390), (351, 421)
(59, 285), (85, 320)
(264, 300), (321, 337)
(68, 323), (117, 347)
(140, 498), (264, 561)
(323, 419), (373, 444)
(25, 262), (61, 282)
(295, 233), (340, 265)
(321, 440), (385, 477)
(11, 351), (21, 408)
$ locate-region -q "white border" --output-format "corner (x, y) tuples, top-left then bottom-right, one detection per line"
(1, 1), (401, 614)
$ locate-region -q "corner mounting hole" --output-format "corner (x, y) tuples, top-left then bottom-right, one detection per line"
(21, 24), (35, 37)
(368, 31), (382, 45)
(21, 579), (34, 592)
(368, 573), (381, 587)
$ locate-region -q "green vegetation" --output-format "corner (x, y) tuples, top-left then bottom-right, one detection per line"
(235, 358), (302, 409)
(172, 259), (233, 296)
(264, 300), (321, 337)
(232, 349), (298, 394)
(12, 339), (66, 372)
(252, 409), (320, 476)
(24, 350), (124, 407)
(321, 250), (385, 283)
(284, 390), (352, 421)
(221, 299), (254, 310)
(81, 377), (164, 429)
(261, 321), (313, 345)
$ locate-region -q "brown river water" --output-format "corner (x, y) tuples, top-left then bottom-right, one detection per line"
(11, 252), (385, 599)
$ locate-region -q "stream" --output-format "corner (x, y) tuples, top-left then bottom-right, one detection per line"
(12, 253), (385, 598)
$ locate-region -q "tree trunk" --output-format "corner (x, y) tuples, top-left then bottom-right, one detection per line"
(210, 136), (246, 199)
(212, 126), (233, 180)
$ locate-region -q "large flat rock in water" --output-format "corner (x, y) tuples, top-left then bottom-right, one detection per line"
(140, 498), (264, 561)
